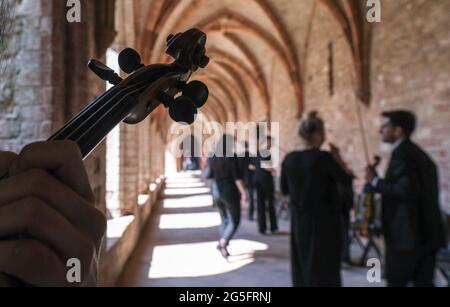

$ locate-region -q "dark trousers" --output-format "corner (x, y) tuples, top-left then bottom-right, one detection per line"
(248, 184), (255, 220)
(385, 246), (437, 287)
(216, 198), (241, 245)
(256, 182), (278, 233)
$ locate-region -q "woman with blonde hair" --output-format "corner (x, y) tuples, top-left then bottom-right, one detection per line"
(280, 111), (354, 287)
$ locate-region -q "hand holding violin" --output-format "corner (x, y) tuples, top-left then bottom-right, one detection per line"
(364, 165), (378, 183)
(329, 143), (355, 178)
(0, 142), (105, 286)
(0, 28), (210, 286)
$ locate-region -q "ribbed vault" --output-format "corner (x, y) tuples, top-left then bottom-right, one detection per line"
(114, 0), (372, 141)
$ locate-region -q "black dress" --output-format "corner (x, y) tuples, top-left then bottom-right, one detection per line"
(280, 149), (353, 287)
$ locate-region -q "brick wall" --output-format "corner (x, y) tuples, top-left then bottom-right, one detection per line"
(269, 0), (450, 213)
(128, 0), (449, 213)
(0, 0), (118, 222)
(0, 0), (53, 152)
(369, 0), (450, 212)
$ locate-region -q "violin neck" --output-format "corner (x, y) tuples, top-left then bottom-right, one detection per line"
(48, 84), (142, 158)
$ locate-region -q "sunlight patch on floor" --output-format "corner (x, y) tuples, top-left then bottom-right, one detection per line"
(148, 240), (269, 279)
(165, 177), (204, 184)
(159, 212), (221, 229)
(163, 194), (214, 209)
(166, 182), (207, 189)
(164, 187), (211, 196)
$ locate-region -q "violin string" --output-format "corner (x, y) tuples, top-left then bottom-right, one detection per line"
(49, 87), (119, 140)
(66, 82), (147, 141)
(0, 83), (150, 182)
(73, 83), (149, 144)
(75, 68), (181, 143)
(48, 83), (132, 141)
(50, 81), (146, 142)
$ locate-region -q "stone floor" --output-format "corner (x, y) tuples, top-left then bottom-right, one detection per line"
(118, 171), (387, 287)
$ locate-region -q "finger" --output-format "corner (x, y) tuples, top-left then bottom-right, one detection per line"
(0, 152), (18, 177)
(0, 240), (68, 287)
(9, 141), (94, 203)
(0, 169), (106, 244)
(0, 197), (95, 270)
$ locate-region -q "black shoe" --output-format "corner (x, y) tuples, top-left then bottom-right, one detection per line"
(217, 245), (230, 258)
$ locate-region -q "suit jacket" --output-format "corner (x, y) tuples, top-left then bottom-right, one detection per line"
(253, 152), (274, 189)
(369, 140), (446, 251)
(235, 152), (254, 186)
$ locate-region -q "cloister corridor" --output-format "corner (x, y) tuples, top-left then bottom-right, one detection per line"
(117, 171), (384, 287)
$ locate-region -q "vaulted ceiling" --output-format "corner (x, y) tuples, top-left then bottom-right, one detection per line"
(114, 0), (372, 136)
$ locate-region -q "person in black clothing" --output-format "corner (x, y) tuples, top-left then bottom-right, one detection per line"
(207, 135), (248, 258)
(236, 142), (256, 221)
(247, 156), (256, 221)
(365, 111), (446, 287)
(254, 136), (278, 235)
(280, 111), (354, 287)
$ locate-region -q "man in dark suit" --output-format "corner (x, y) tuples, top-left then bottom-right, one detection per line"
(236, 142), (256, 221)
(365, 110), (446, 287)
(254, 136), (278, 235)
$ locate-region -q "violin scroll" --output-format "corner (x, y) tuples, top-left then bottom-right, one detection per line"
(88, 28), (210, 126)
(369, 155), (381, 175)
(166, 28), (210, 72)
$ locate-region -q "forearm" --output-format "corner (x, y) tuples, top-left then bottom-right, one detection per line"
(373, 177), (416, 201)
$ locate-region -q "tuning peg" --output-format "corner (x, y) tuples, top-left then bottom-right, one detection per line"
(119, 48), (144, 74)
(168, 96), (198, 125)
(88, 59), (122, 85)
(182, 81), (209, 108)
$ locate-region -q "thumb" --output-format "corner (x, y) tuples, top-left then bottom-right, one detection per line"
(0, 152), (18, 177)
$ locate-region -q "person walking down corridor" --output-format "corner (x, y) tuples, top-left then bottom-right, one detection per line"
(207, 135), (248, 259)
(254, 136), (279, 235)
(281, 111), (354, 287)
